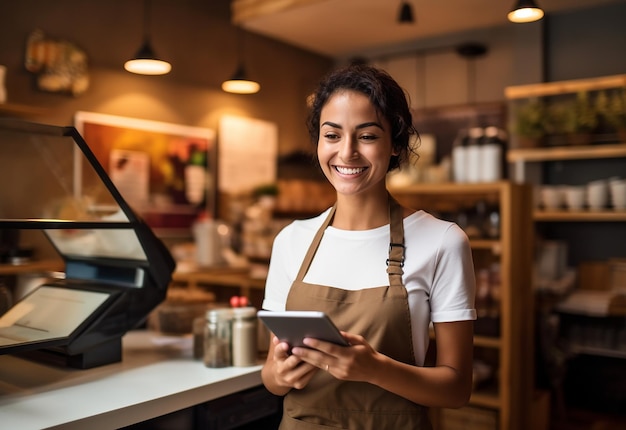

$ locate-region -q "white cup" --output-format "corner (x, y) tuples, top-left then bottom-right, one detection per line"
(586, 180), (609, 210)
(609, 179), (626, 210)
(564, 186), (586, 211)
(540, 186), (564, 210)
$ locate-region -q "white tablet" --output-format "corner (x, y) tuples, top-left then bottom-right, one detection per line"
(257, 310), (350, 349)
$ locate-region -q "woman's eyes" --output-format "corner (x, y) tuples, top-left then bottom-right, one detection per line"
(323, 132), (378, 141)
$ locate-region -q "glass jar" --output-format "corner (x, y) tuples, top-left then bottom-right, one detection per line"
(232, 307), (258, 367)
(203, 308), (232, 368)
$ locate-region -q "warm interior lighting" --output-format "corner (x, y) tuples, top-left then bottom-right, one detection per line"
(398, 1), (414, 24)
(221, 64), (260, 94)
(222, 29), (260, 94)
(508, 0), (544, 23)
(125, 0), (171, 75)
(124, 42), (171, 75)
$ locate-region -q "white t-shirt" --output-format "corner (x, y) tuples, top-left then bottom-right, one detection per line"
(262, 208), (477, 365)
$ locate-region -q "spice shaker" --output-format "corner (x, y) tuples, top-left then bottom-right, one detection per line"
(203, 308), (232, 368)
(232, 306), (258, 367)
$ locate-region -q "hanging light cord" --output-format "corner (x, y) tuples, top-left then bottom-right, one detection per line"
(142, 0), (151, 43)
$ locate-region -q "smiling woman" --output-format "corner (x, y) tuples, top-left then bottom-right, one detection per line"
(259, 64), (476, 429)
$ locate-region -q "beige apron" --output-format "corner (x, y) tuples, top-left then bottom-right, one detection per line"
(280, 196), (432, 429)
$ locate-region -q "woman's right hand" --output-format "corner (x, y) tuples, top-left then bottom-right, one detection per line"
(261, 335), (319, 395)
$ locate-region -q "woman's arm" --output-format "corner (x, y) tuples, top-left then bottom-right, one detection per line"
(370, 320), (474, 407)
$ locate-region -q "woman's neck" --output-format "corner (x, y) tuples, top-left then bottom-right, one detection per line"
(332, 190), (391, 230)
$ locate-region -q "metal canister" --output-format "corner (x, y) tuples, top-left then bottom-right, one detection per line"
(232, 307), (258, 367)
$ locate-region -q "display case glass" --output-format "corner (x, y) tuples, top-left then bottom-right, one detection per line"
(0, 119), (175, 368)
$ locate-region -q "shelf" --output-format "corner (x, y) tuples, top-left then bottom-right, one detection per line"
(534, 210), (626, 222)
(508, 143), (626, 163)
(504, 74), (626, 100)
(470, 390), (501, 409)
(470, 239), (502, 254)
(390, 181), (511, 195)
(0, 102), (47, 117)
(474, 335), (502, 349)
(568, 345), (626, 360)
(0, 259), (65, 275)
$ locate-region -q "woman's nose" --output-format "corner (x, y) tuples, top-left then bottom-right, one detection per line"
(339, 138), (358, 161)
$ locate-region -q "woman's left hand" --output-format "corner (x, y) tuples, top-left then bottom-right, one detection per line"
(290, 331), (381, 382)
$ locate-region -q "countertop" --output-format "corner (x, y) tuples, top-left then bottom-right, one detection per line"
(0, 330), (263, 430)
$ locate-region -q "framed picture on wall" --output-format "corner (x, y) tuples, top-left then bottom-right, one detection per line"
(74, 111), (216, 233)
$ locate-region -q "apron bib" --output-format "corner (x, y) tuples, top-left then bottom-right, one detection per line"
(280, 196), (432, 429)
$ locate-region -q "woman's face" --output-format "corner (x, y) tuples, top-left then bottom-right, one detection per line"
(317, 90), (396, 197)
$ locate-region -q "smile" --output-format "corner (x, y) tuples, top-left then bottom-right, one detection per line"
(334, 166), (367, 175)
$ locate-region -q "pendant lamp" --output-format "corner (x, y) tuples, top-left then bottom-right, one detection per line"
(508, 0), (544, 23)
(222, 28), (260, 94)
(397, 1), (415, 24)
(124, 0), (171, 75)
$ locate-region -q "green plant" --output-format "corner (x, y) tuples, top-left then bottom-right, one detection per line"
(513, 98), (546, 139)
(545, 102), (569, 135)
(562, 91), (599, 134)
(605, 88), (626, 131)
(252, 183), (279, 197)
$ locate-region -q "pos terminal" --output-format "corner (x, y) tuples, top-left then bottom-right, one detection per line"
(0, 119), (175, 368)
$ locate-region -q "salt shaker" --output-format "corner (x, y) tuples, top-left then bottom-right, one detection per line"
(204, 308), (232, 368)
(232, 307), (258, 367)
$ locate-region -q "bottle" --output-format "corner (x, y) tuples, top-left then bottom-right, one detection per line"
(203, 308), (233, 368)
(451, 129), (469, 183)
(193, 211), (223, 267)
(184, 143), (207, 206)
(466, 127), (484, 183)
(231, 307), (258, 367)
(481, 126), (506, 182)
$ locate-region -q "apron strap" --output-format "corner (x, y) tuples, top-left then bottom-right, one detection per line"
(295, 204), (336, 282)
(386, 196), (405, 287)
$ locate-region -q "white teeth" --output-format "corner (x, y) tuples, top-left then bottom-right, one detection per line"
(335, 166), (366, 175)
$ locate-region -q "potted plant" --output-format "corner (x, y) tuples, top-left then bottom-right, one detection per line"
(252, 183), (279, 209)
(544, 101), (569, 145)
(604, 88), (626, 141)
(512, 98), (547, 148)
(562, 91), (599, 145)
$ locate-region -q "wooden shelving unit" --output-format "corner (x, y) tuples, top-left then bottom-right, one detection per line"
(390, 181), (535, 430)
(506, 76), (626, 417)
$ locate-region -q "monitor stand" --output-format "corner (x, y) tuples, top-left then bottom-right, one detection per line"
(17, 337), (122, 369)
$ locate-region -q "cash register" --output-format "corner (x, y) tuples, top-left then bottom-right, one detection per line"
(0, 119), (175, 368)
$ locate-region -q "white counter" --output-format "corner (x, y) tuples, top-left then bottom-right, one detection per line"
(0, 330), (263, 430)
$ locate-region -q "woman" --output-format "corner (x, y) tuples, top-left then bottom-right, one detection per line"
(261, 64), (476, 429)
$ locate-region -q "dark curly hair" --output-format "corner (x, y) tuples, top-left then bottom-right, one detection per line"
(306, 63), (418, 172)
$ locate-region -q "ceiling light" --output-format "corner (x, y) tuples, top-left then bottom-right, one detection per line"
(398, 1), (414, 24)
(124, 0), (171, 75)
(508, 0), (544, 23)
(222, 29), (260, 94)
(221, 65), (260, 94)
